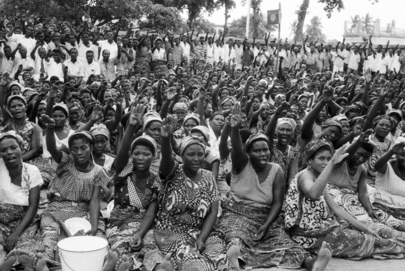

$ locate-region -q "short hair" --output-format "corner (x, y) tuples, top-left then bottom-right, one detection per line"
(86, 50), (94, 55)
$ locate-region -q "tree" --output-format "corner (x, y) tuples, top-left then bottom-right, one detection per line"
(219, 0), (236, 36)
(349, 14), (363, 34)
(0, 0), (153, 26)
(293, 0), (379, 42)
(139, 4), (182, 33)
(293, 0), (309, 43)
(153, 0), (220, 29)
(362, 13), (374, 35)
(305, 16), (326, 43)
(227, 15), (276, 38)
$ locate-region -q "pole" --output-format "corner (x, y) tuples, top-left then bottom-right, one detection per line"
(246, 0), (252, 39)
(275, 3), (281, 76)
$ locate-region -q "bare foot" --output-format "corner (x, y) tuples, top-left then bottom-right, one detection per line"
(154, 253), (174, 271)
(0, 254), (16, 271)
(18, 251), (36, 271)
(116, 255), (131, 271)
(226, 244), (245, 271)
(35, 253), (49, 271)
(311, 242), (332, 271)
(103, 250), (119, 271)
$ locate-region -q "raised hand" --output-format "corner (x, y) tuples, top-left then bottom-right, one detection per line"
(161, 114), (178, 138)
(129, 104), (145, 126)
(49, 86), (58, 98)
(331, 144), (349, 165)
(166, 87), (177, 100)
(41, 115), (56, 128)
(90, 103), (103, 122)
(276, 101), (290, 114)
(391, 141), (405, 155)
(230, 102), (242, 128)
(359, 128), (373, 143)
(322, 87), (334, 103)
(364, 69), (372, 83)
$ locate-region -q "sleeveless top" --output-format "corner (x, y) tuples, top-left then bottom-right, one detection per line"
(229, 160), (282, 208)
(375, 162), (405, 210)
(328, 162), (364, 191)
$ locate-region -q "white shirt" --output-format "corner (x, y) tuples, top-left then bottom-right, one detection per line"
(223, 45), (235, 63)
(181, 42), (191, 59)
(348, 52), (360, 71)
(213, 44), (223, 63)
(11, 55), (35, 77)
(7, 34), (36, 57)
(64, 59), (85, 77)
(0, 45), (14, 74)
(78, 41), (99, 62)
(391, 54), (401, 72)
(83, 61), (101, 81)
(47, 59), (64, 81)
(234, 45), (244, 65)
(152, 48), (166, 61)
(98, 40), (118, 61)
(342, 49), (351, 64)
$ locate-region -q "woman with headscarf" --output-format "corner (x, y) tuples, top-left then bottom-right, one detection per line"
(1, 95), (41, 163)
(104, 105), (162, 271)
(154, 114), (229, 271)
(265, 102), (297, 183)
(173, 112), (200, 145)
(373, 137), (405, 220)
(285, 139), (405, 260)
(190, 125), (220, 181)
(0, 131), (46, 270)
(39, 116), (110, 262)
(217, 104), (329, 270)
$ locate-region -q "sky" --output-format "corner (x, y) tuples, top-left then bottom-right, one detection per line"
(198, 0), (405, 40)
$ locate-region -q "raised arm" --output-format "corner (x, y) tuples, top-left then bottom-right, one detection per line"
(42, 115), (62, 163)
(115, 105), (145, 174)
(230, 103), (248, 174)
(159, 115), (177, 179)
(374, 142), (405, 173)
(265, 102), (289, 146)
(299, 145), (348, 200)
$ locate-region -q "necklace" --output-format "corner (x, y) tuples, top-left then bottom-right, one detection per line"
(348, 164), (358, 176)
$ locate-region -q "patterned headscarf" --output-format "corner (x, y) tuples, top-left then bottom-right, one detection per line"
(143, 112), (162, 130)
(90, 124), (110, 140)
(131, 135), (157, 156)
(244, 133), (269, 152)
(173, 102), (188, 113)
(179, 136), (206, 157)
(303, 138), (333, 162)
(277, 118), (297, 131)
(0, 131), (24, 148)
(183, 113), (200, 126)
(321, 119), (342, 132)
(373, 115), (392, 128)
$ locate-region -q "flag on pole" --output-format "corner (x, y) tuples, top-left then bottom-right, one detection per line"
(267, 10), (280, 26)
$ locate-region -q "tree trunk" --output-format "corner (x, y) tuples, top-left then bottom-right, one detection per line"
(294, 0), (310, 42)
(224, 5), (229, 36)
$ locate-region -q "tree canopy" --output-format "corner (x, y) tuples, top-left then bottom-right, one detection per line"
(305, 16), (326, 43)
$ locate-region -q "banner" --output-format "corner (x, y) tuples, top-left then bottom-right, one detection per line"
(267, 10), (280, 26)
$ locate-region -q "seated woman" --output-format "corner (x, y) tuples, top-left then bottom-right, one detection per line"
(154, 115), (228, 271)
(285, 139), (405, 259)
(327, 130), (405, 231)
(190, 125), (220, 181)
(173, 113), (200, 145)
(104, 105), (162, 271)
(217, 104), (330, 271)
(373, 137), (405, 220)
(0, 131), (47, 271)
(40, 116), (110, 262)
(265, 102), (297, 184)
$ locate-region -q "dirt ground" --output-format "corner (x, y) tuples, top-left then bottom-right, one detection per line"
(252, 258), (405, 271)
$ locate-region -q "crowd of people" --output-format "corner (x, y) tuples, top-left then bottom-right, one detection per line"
(1, 14), (405, 271)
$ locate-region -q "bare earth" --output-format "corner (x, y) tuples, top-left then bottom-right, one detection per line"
(252, 258), (405, 271)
